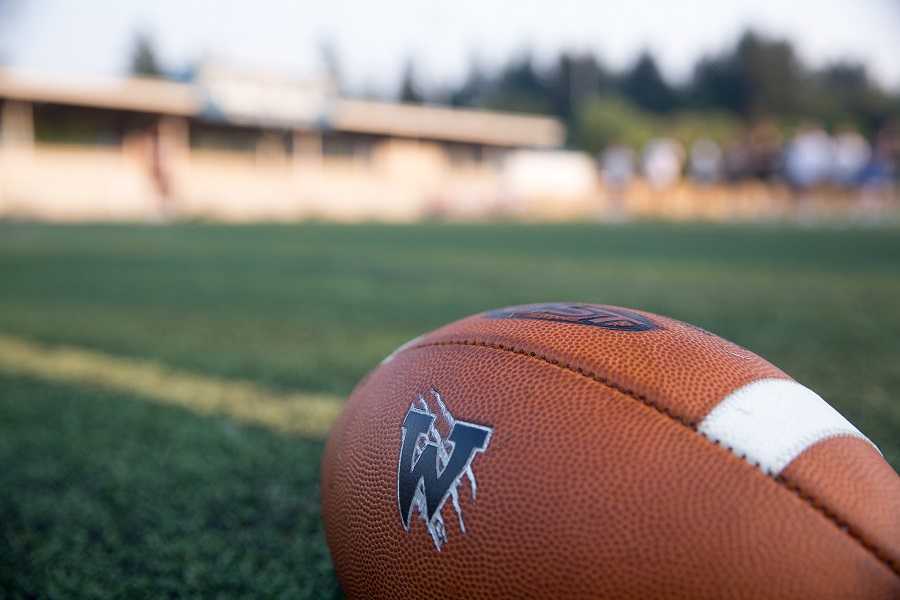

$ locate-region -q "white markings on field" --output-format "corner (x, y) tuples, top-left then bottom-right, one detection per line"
(0, 334), (342, 438)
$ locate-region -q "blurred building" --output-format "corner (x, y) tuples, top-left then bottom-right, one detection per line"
(0, 67), (896, 223)
(0, 67), (565, 221)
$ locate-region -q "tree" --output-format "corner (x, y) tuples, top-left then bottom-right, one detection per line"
(130, 32), (164, 78)
(480, 52), (553, 114)
(448, 53), (487, 107)
(574, 96), (657, 154)
(733, 32), (804, 116)
(546, 52), (610, 123)
(399, 59), (424, 104)
(319, 38), (342, 93)
(574, 95), (746, 155)
(815, 62), (894, 134)
(689, 54), (746, 115)
(621, 51), (677, 113)
(688, 30), (805, 118)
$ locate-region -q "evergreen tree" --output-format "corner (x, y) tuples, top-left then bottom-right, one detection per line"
(399, 59), (424, 104)
(621, 51), (677, 113)
(547, 52), (609, 122)
(688, 30), (804, 117)
(319, 38), (343, 93)
(449, 54), (487, 107)
(481, 52), (553, 114)
(130, 32), (164, 78)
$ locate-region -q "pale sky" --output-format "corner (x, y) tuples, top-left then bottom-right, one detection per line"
(4, 0), (900, 95)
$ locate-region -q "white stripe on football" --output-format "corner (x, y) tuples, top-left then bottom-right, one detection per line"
(698, 378), (879, 475)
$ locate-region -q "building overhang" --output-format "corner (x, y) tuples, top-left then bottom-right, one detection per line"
(0, 67), (563, 148)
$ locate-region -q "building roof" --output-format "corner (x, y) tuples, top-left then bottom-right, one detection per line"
(328, 99), (563, 148)
(0, 68), (563, 149)
(0, 69), (199, 116)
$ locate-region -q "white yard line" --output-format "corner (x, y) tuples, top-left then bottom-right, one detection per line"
(0, 334), (342, 438)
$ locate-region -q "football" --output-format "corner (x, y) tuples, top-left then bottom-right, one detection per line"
(321, 303), (900, 599)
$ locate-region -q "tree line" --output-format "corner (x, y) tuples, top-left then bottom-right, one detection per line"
(126, 28), (899, 155)
(399, 30), (899, 153)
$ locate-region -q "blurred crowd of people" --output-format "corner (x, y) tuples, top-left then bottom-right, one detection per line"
(599, 121), (900, 195)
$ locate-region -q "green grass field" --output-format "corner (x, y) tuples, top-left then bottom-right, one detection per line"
(1, 222), (899, 597)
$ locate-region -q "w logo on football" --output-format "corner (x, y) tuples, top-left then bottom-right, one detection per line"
(397, 389), (492, 550)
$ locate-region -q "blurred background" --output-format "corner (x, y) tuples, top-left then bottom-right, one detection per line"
(0, 2), (898, 598)
(1, 0), (899, 221)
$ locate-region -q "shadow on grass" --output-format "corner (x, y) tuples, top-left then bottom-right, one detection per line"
(0, 374), (341, 598)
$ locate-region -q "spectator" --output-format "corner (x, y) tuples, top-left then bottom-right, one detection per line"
(783, 125), (834, 190)
(854, 124), (899, 220)
(601, 145), (636, 189)
(642, 138), (684, 189)
(875, 120), (900, 177)
(600, 145), (636, 220)
(745, 120), (783, 180)
(857, 124), (898, 189)
(723, 141), (752, 181)
(689, 138), (723, 183)
(831, 129), (871, 186)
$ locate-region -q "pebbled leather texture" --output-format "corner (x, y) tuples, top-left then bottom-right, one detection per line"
(779, 436), (900, 572)
(419, 304), (791, 425)
(321, 304), (900, 599)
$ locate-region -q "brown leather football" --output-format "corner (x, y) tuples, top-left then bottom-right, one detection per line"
(321, 303), (900, 599)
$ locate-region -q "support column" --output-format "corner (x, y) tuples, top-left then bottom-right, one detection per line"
(293, 130), (323, 168)
(1, 100), (35, 151)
